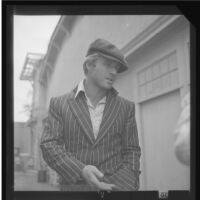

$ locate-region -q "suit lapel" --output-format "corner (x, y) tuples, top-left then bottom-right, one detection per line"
(93, 88), (122, 147)
(68, 88), (95, 144)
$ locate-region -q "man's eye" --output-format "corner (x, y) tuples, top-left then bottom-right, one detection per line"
(104, 61), (111, 66)
(115, 66), (120, 72)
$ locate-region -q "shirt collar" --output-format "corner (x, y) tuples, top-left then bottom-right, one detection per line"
(75, 79), (106, 105)
(75, 79), (85, 99)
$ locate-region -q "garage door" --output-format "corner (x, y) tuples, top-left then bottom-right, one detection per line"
(137, 50), (190, 192)
(140, 90), (190, 192)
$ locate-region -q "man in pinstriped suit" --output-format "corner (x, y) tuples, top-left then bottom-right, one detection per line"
(40, 38), (141, 191)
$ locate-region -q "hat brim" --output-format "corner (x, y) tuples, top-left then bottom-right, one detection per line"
(86, 53), (128, 73)
(97, 52), (128, 73)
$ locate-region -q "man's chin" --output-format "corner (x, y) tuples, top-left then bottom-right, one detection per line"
(103, 84), (113, 90)
(98, 82), (113, 90)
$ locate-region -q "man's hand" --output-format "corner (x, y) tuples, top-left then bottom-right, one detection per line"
(81, 165), (116, 191)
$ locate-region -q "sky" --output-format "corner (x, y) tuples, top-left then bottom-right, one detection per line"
(14, 15), (61, 122)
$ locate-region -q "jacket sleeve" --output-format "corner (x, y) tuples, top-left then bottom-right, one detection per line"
(40, 97), (86, 184)
(106, 102), (141, 191)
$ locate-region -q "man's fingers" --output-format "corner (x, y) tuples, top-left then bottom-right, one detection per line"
(82, 165), (117, 191)
(89, 176), (118, 191)
(89, 175), (111, 191)
(110, 184), (121, 191)
(90, 174), (104, 189)
(98, 182), (117, 191)
(92, 167), (104, 179)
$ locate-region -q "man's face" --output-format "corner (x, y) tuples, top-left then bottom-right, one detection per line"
(88, 56), (120, 90)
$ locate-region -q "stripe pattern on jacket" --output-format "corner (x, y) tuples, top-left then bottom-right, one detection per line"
(40, 87), (141, 191)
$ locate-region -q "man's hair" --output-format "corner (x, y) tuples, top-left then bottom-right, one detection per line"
(83, 54), (99, 75)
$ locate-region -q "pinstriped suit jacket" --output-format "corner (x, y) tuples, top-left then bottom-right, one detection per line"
(40, 87), (141, 191)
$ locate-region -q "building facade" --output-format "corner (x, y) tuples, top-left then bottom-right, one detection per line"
(35, 15), (190, 191)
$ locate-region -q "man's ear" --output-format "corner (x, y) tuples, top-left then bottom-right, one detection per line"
(86, 61), (95, 73)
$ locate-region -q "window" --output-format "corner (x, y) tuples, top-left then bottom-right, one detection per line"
(137, 51), (179, 102)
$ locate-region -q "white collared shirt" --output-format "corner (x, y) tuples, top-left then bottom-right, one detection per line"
(75, 80), (106, 139)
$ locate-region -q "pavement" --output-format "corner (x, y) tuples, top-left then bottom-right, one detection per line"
(14, 169), (59, 191)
